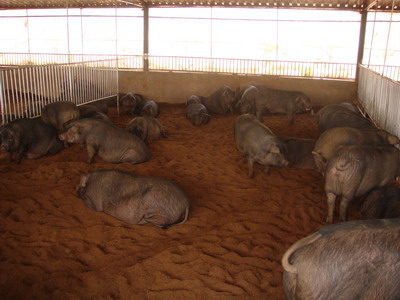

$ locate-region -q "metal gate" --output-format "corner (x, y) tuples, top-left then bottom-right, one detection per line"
(0, 56), (118, 124)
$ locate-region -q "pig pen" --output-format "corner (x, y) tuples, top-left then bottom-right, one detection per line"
(0, 103), (362, 299)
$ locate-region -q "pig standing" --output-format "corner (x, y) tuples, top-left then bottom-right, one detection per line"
(279, 136), (317, 170)
(360, 186), (400, 219)
(140, 100), (160, 118)
(120, 92), (145, 115)
(254, 88), (312, 124)
(324, 144), (400, 223)
(316, 102), (375, 134)
(59, 118), (150, 164)
(234, 114), (288, 178)
(77, 169), (190, 229)
(312, 127), (400, 173)
(126, 116), (166, 143)
(186, 103), (210, 126)
(202, 85), (238, 115)
(41, 101), (80, 132)
(0, 118), (63, 163)
(282, 218), (400, 300)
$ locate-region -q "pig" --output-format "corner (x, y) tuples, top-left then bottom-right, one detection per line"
(186, 95), (206, 106)
(202, 85), (238, 115)
(316, 102), (376, 135)
(41, 101), (80, 132)
(234, 114), (288, 178)
(282, 218), (400, 300)
(279, 136), (317, 170)
(59, 118), (150, 164)
(324, 144), (400, 223)
(0, 118), (63, 164)
(81, 100), (108, 114)
(78, 104), (112, 123)
(236, 85), (258, 115)
(360, 186), (400, 219)
(126, 116), (166, 143)
(312, 127), (400, 173)
(186, 103), (210, 126)
(77, 169), (191, 229)
(140, 99), (160, 118)
(120, 92), (145, 115)
(254, 88), (312, 124)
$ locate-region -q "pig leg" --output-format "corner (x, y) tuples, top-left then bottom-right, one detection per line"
(86, 144), (98, 164)
(326, 192), (336, 223)
(339, 196), (351, 222)
(263, 165), (270, 173)
(15, 146), (28, 164)
(247, 157), (255, 178)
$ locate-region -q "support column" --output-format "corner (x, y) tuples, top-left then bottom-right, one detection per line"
(355, 10), (368, 82)
(143, 5), (149, 72)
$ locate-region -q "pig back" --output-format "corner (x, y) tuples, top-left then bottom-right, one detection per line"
(78, 169), (190, 228)
(316, 103), (375, 134)
(41, 101), (80, 132)
(325, 145), (400, 199)
(282, 218), (400, 300)
(70, 118), (150, 164)
(313, 127), (398, 173)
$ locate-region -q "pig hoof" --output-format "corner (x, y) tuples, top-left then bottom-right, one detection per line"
(326, 216), (333, 223)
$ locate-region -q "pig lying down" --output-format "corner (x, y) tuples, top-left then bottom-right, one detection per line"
(77, 169), (191, 229)
(59, 118), (150, 164)
(282, 218), (400, 300)
(0, 118), (63, 164)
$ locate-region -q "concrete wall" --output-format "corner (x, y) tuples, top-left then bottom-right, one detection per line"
(119, 70), (357, 106)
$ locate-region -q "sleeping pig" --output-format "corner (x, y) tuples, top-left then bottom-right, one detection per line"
(59, 118), (150, 164)
(186, 103), (210, 126)
(234, 113), (288, 177)
(77, 169), (191, 229)
(282, 218), (400, 300)
(140, 100), (160, 118)
(0, 118), (63, 164)
(126, 116), (166, 143)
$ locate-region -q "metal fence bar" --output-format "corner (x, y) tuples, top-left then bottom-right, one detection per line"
(358, 65), (400, 138)
(0, 57), (118, 123)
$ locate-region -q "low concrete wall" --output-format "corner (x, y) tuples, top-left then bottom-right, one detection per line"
(119, 70), (357, 106)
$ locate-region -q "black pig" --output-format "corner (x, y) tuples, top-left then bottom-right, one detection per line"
(0, 118), (63, 163)
(77, 169), (191, 229)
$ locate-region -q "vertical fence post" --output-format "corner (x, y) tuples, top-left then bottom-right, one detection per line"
(143, 5), (149, 72)
(356, 10), (368, 83)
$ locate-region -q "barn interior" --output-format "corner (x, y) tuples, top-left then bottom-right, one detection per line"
(0, 0), (399, 299)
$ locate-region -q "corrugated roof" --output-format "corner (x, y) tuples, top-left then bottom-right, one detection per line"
(0, 0), (399, 10)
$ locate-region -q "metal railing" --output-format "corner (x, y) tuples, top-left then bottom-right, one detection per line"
(2, 53), (400, 82)
(358, 65), (400, 138)
(0, 58), (118, 123)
